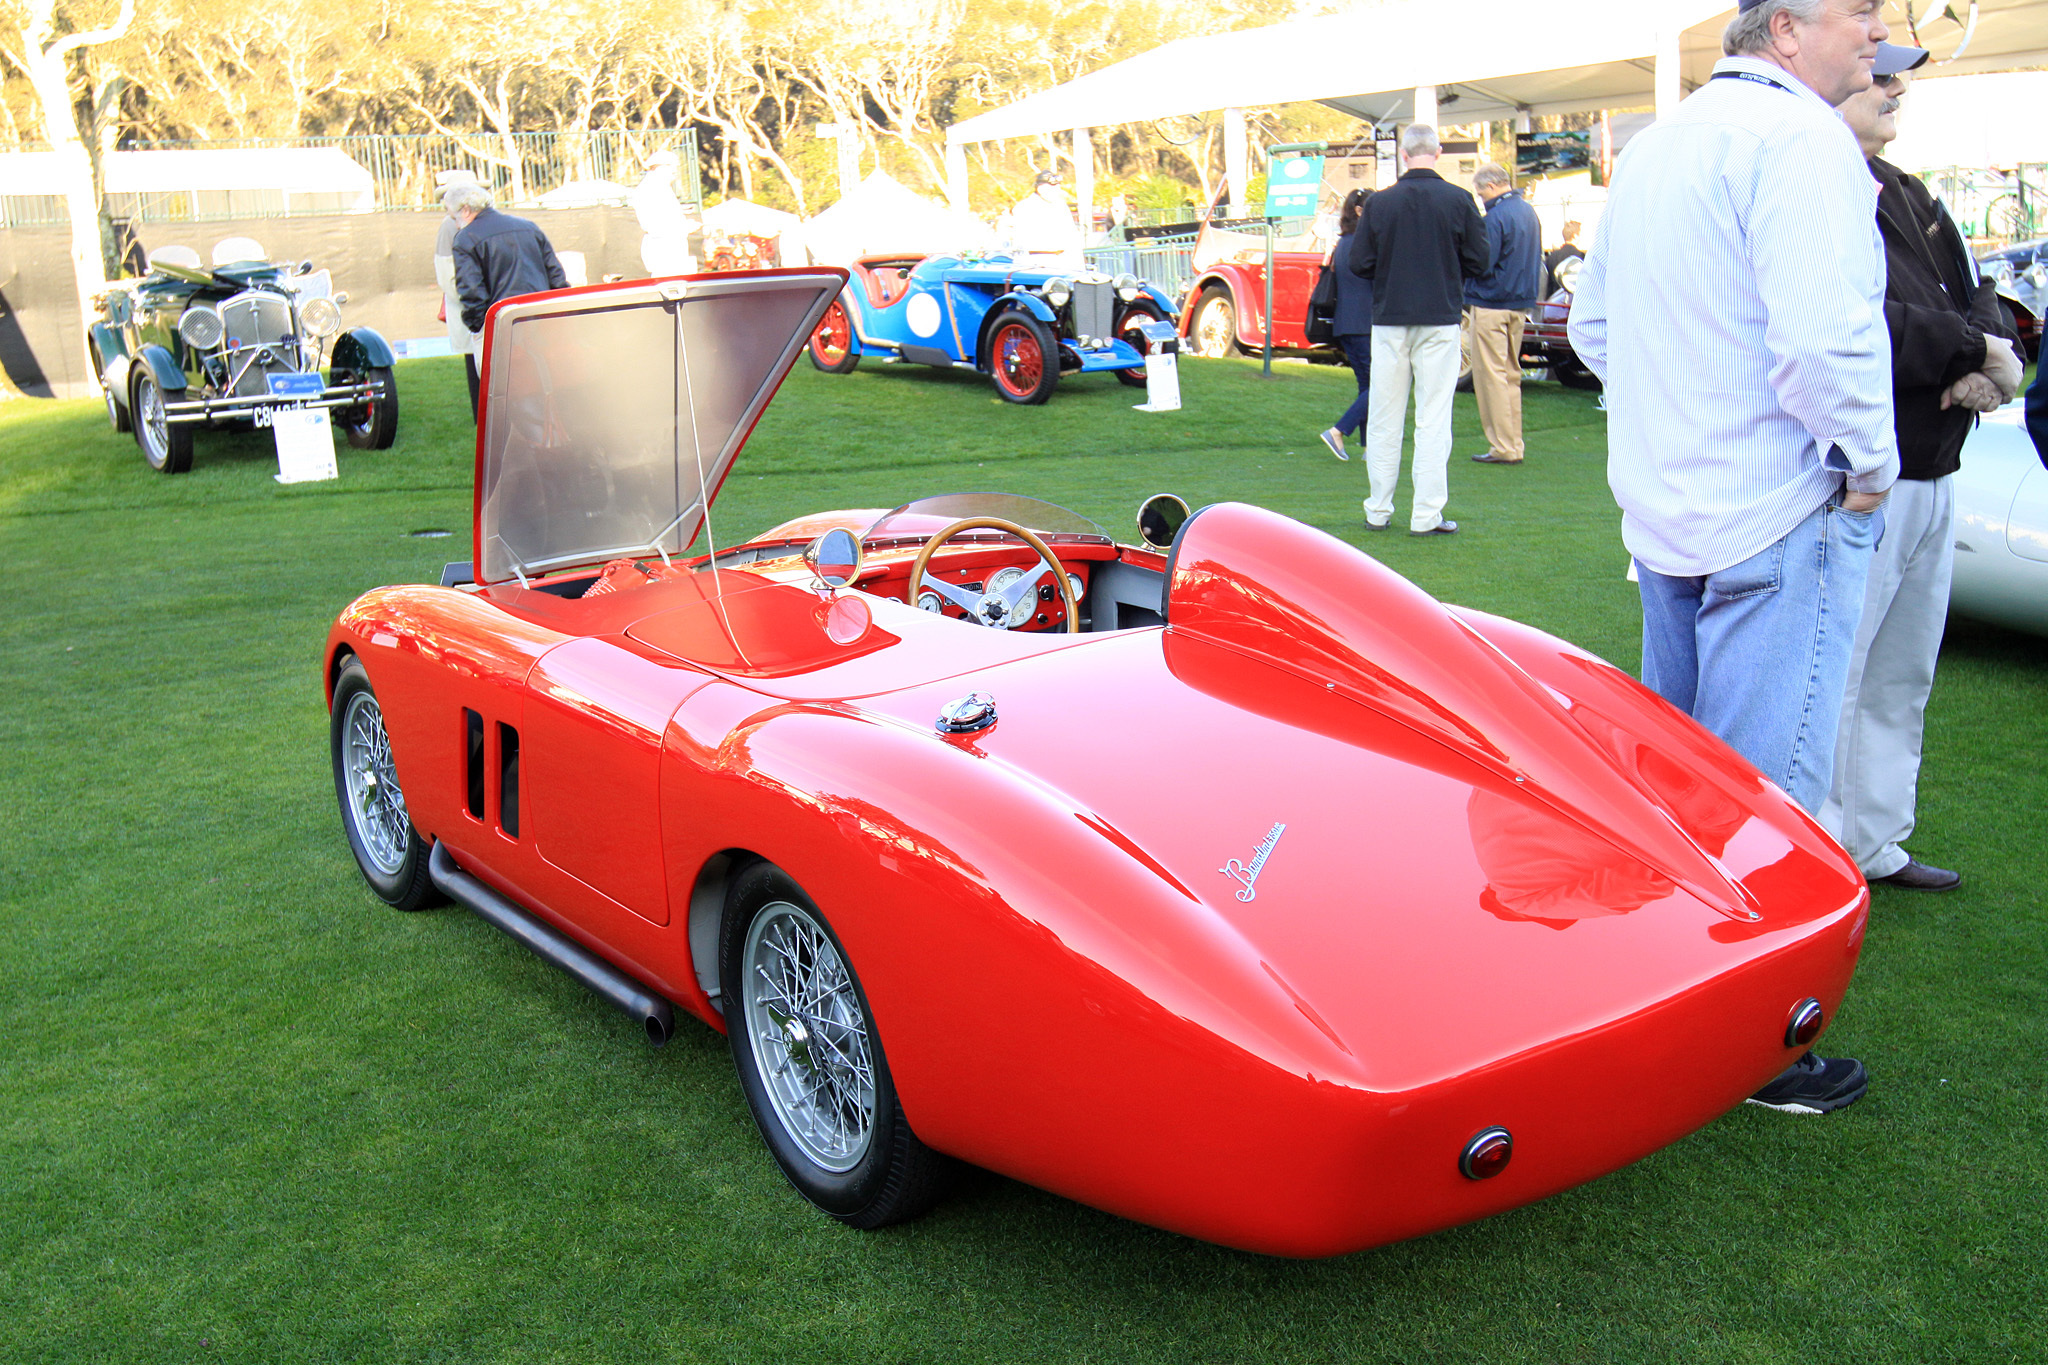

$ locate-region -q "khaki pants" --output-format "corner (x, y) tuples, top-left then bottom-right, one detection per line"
(1464, 307), (1526, 461)
(1364, 324), (1460, 532)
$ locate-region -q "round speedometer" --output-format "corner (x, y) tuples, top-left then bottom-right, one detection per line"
(984, 568), (1039, 627)
(917, 590), (946, 613)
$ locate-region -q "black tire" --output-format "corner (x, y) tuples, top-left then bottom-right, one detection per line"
(334, 365), (400, 450)
(103, 377), (131, 433)
(808, 297), (861, 374)
(1187, 286), (1241, 358)
(983, 309), (1060, 405)
(1551, 348), (1603, 391)
(132, 371), (193, 473)
(1112, 301), (1167, 388)
(720, 860), (951, 1229)
(330, 656), (439, 910)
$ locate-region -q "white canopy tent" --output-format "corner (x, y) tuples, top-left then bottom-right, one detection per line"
(802, 171), (993, 267)
(942, 0), (2048, 217)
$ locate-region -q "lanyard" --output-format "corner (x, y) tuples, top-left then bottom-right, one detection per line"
(1711, 70), (1797, 96)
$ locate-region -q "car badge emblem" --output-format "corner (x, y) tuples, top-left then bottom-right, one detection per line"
(1220, 822), (1285, 902)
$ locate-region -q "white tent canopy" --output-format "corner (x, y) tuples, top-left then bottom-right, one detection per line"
(803, 171), (992, 266)
(943, 0), (2048, 211)
(947, 0), (1728, 145)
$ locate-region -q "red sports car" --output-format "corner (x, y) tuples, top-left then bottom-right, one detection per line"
(326, 266), (1869, 1257)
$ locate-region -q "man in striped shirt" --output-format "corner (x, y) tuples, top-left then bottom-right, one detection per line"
(1570, 0), (1896, 1117)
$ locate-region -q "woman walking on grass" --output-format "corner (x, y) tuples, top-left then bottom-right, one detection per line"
(1320, 188), (1375, 461)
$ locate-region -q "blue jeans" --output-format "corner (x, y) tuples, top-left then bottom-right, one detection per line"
(1333, 333), (1372, 439)
(1636, 497), (1881, 814)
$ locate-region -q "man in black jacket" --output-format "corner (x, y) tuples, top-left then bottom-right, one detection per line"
(1821, 48), (2024, 891)
(1349, 124), (1491, 535)
(447, 183), (572, 421)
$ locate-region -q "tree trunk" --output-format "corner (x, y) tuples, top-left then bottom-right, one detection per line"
(22, 36), (112, 338)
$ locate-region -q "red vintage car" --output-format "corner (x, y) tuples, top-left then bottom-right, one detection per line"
(326, 266), (1869, 1257)
(1177, 208), (1570, 385)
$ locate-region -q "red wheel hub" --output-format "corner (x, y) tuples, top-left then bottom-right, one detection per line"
(812, 301), (851, 364)
(992, 322), (1044, 396)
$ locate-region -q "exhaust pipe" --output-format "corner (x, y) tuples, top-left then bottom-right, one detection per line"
(429, 842), (675, 1045)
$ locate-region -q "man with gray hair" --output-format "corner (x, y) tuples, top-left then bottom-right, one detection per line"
(1348, 123), (1491, 535)
(447, 181), (570, 421)
(1463, 163), (1543, 465)
(1570, 0), (1895, 1116)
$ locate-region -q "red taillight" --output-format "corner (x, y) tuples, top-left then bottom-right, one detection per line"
(1459, 1127), (1513, 1180)
(1786, 998), (1825, 1048)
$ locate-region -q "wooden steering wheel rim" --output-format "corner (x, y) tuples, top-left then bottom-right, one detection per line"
(908, 516), (1082, 634)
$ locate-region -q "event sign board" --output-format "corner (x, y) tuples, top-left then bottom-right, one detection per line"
(1263, 152), (1323, 219)
(1516, 132), (1591, 179)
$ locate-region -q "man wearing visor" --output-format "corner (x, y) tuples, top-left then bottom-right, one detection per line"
(1824, 43), (2024, 892)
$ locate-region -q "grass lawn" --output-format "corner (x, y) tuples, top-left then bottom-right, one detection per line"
(1, 353), (2042, 1363)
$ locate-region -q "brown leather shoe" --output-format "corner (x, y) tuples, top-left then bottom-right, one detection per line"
(1872, 859), (1961, 891)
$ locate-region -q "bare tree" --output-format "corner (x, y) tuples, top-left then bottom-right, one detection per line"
(2, 0), (136, 328)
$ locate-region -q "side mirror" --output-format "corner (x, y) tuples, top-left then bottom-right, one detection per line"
(803, 527), (863, 592)
(297, 260), (315, 275)
(1136, 494), (1190, 551)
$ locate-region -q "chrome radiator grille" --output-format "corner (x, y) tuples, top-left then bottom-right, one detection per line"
(1070, 280), (1114, 344)
(218, 291), (302, 396)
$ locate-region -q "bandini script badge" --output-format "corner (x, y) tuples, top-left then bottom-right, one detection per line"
(1219, 822), (1286, 902)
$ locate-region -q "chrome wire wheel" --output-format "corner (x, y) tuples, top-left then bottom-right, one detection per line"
(140, 381), (169, 460)
(740, 900), (877, 1173)
(339, 689), (410, 878)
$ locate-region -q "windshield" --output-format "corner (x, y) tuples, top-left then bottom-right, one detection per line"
(474, 271), (841, 585)
(863, 494), (1111, 547)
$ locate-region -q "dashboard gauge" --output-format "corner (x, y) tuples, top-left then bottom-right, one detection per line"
(985, 568), (1038, 627)
(917, 590), (946, 613)
(1066, 572), (1086, 604)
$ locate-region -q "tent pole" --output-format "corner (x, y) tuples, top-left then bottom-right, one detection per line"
(1224, 107), (1247, 217)
(1655, 28), (1682, 121)
(945, 138), (968, 213)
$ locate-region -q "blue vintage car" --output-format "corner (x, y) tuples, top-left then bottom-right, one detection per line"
(806, 253), (1178, 404)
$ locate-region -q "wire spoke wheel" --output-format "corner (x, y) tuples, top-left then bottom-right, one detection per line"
(809, 298), (859, 373)
(339, 690), (411, 877)
(994, 323), (1043, 394)
(741, 901), (877, 1172)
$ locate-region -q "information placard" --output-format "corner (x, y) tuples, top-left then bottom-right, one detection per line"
(269, 407), (339, 484)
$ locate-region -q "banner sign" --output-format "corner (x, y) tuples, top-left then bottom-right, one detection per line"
(1516, 132), (1592, 179)
(1263, 151), (1324, 219)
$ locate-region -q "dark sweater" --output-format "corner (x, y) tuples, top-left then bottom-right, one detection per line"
(1348, 168), (1490, 327)
(1332, 231), (1375, 336)
(1872, 156), (2019, 481)
(1464, 189), (1543, 311)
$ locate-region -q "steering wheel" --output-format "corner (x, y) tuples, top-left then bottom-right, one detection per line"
(908, 516), (1081, 634)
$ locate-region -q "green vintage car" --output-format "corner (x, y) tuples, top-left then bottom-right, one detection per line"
(90, 241), (400, 473)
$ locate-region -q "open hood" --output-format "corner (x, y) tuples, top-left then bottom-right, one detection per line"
(474, 268), (845, 586)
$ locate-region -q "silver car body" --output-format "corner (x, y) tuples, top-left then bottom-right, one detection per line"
(1951, 397), (2048, 636)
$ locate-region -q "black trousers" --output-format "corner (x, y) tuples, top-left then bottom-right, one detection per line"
(465, 354), (481, 422)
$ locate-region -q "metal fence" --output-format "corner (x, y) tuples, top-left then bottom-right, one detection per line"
(1, 129), (702, 227)
(1920, 163), (2047, 245)
(1087, 232), (1200, 303)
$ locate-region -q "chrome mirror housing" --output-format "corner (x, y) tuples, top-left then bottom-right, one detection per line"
(1136, 494), (1190, 551)
(803, 528), (863, 592)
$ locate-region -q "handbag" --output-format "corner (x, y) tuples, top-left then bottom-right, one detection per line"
(1305, 262), (1337, 345)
